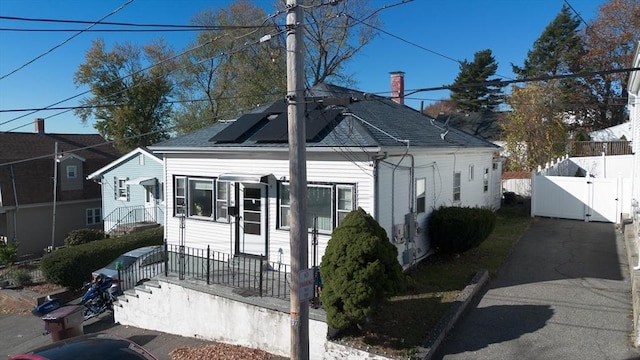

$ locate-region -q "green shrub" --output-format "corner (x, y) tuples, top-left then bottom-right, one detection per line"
(428, 206), (496, 255)
(320, 207), (403, 334)
(11, 269), (32, 287)
(64, 228), (106, 247)
(41, 227), (163, 289)
(0, 242), (19, 266)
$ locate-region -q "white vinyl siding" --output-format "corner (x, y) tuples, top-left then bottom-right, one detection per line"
(163, 154), (374, 265)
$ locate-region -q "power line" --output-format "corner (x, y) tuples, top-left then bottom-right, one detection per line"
(0, 0), (134, 81)
(405, 66), (640, 96)
(0, 14), (287, 131)
(0, 15), (278, 30)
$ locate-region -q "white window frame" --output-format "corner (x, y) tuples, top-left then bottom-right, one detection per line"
(279, 182), (355, 233)
(86, 208), (101, 225)
(483, 167), (489, 192)
(415, 178), (426, 214)
(468, 165), (474, 181)
(174, 176), (186, 216)
(66, 165), (77, 179)
(117, 178), (128, 200)
(215, 181), (229, 221)
(336, 185), (354, 226)
(173, 176), (229, 222)
(453, 172), (461, 202)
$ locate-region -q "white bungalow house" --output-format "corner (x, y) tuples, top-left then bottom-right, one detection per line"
(150, 82), (502, 269)
(87, 147), (165, 237)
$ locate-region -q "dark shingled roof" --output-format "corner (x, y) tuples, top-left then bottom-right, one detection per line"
(0, 131), (121, 207)
(154, 83), (499, 151)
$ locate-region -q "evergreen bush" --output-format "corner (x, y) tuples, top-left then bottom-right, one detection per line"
(0, 242), (19, 266)
(41, 227), (163, 289)
(428, 206), (496, 255)
(11, 268), (32, 287)
(320, 207), (403, 334)
(64, 228), (106, 247)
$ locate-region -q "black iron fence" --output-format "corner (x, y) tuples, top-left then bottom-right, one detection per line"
(117, 244), (292, 300)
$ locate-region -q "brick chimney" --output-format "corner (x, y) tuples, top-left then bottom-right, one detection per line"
(35, 118), (45, 134)
(390, 71), (405, 105)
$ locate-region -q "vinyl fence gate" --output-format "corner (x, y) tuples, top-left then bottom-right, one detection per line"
(531, 175), (623, 223)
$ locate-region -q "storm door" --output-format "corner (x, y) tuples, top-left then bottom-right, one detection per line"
(238, 183), (267, 256)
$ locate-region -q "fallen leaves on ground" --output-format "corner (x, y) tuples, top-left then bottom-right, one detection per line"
(170, 343), (280, 360)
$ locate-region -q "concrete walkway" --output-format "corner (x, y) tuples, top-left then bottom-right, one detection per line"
(435, 218), (640, 360)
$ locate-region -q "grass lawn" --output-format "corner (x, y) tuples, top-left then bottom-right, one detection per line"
(340, 201), (533, 358)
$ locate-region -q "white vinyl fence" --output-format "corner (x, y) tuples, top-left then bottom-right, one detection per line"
(531, 155), (633, 223)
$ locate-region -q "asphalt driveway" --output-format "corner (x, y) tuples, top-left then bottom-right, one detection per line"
(0, 311), (220, 360)
(435, 217), (640, 360)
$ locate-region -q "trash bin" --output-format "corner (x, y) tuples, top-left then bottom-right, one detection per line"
(41, 305), (84, 341)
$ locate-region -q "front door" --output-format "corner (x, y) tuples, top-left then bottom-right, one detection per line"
(238, 183), (267, 257)
(144, 185), (156, 223)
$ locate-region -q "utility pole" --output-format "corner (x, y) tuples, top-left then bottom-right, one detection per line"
(51, 142), (58, 250)
(286, 0), (309, 359)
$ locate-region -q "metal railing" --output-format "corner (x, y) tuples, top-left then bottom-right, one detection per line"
(163, 244), (291, 300)
(104, 205), (163, 237)
(0, 258), (45, 286)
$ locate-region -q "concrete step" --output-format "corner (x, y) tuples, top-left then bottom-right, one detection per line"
(123, 289), (138, 298)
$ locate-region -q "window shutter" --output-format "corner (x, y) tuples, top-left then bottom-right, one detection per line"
(114, 177), (117, 199)
(126, 177), (130, 201)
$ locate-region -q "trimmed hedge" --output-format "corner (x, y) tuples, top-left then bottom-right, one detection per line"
(428, 206), (496, 255)
(40, 227), (163, 289)
(64, 228), (106, 247)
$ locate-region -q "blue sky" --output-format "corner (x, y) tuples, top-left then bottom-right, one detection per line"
(0, 0), (605, 134)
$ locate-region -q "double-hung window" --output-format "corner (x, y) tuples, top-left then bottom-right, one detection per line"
(453, 172), (461, 202)
(279, 182), (355, 233)
(173, 176), (229, 222)
(174, 177), (186, 215)
(483, 168), (489, 192)
(66, 165), (77, 179)
(115, 177), (128, 201)
(415, 178), (426, 213)
(86, 208), (101, 225)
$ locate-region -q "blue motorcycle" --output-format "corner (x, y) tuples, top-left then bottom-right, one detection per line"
(79, 273), (119, 320)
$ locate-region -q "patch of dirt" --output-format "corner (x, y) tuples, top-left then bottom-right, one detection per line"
(0, 282), (67, 315)
(169, 343), (286, 360)
(0, 291), (35, 315)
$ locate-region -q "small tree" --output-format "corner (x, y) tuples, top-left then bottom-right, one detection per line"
(320, 207), (403, 334)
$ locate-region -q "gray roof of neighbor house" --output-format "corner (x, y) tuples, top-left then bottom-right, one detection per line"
(153, 83), (500, 151)
(435, 112), (505, 142)
(0, 131), (121, 207)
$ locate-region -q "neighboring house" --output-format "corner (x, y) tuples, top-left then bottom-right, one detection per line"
(151, 78), (501, 269)
(0, 118), (120, 257)
(589, 121), (632, 141)
(87, 147), (165, 237)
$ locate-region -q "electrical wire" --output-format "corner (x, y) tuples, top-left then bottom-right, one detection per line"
(0, 0), (134, 81)
(0, 11), (288, 132)
(0, 15), (275, 30)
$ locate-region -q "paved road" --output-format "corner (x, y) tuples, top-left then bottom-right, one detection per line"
(435, 218), (640, 360)
(0, 311), (220, 359)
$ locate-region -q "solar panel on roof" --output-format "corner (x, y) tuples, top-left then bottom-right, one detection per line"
(305, 108), (343, 141)
(209, 113), (265, 142)
(209, 101), (287, 143)
(250, 112), (289, 142)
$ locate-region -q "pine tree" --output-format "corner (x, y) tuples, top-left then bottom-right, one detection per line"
(451, 49), (503, 113)
(511, 5), (587, 119)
